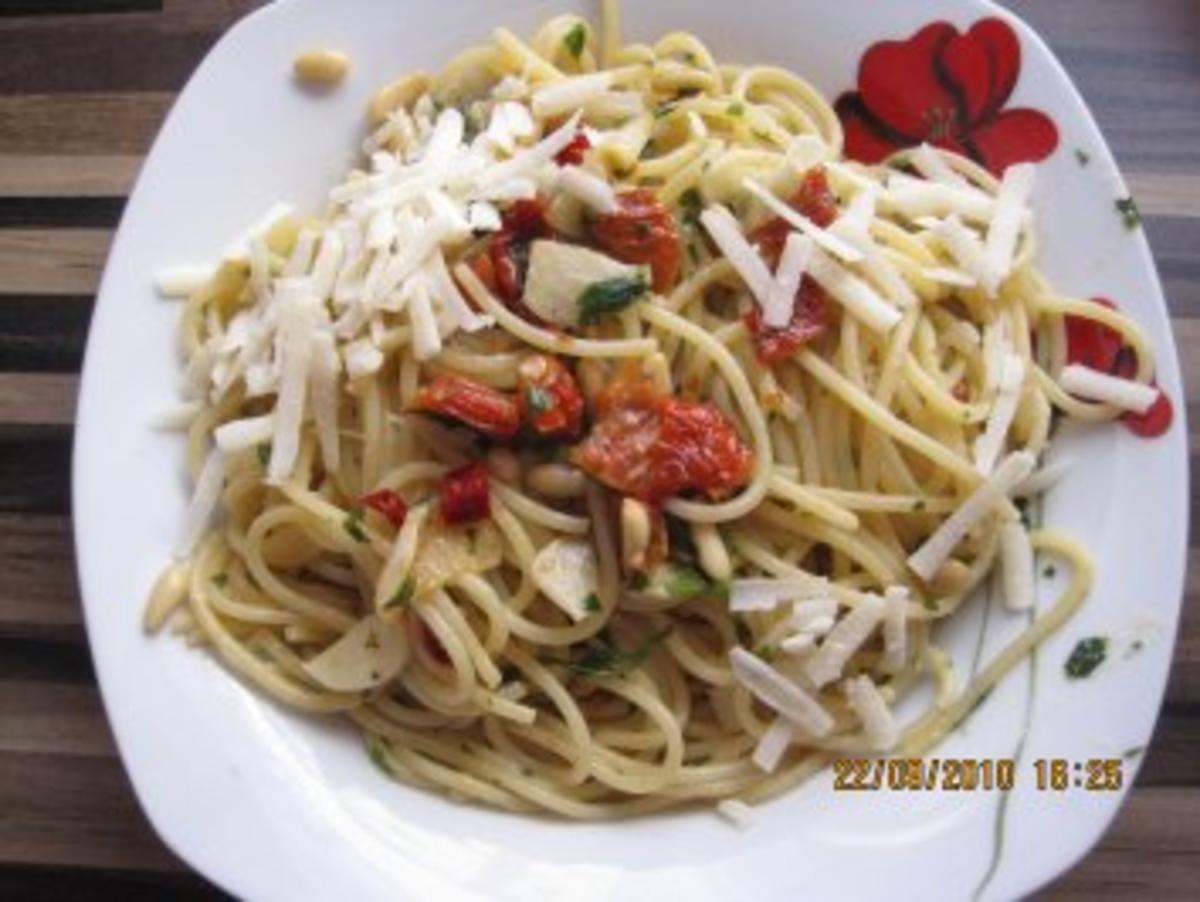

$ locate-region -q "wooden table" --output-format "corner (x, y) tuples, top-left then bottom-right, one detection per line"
(0, 1), (1195, 898)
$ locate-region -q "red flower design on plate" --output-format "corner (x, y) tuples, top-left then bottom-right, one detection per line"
(836, 18), (1059, 175)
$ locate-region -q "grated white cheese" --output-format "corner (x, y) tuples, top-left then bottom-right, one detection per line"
(742, 177), (864, 264)
(832, 220), (918, 309)
(406, 275), (443, 361)
(213, 413), (275, 453)
(266, 290), (316, 485)
(475, 112), (582, 188)
(1000, 519), (1035, 612)
(175, 446), (226, 559)
(716, 798), (756, 830)
(150, 400), (204, 431)
(728, 577), (831, 613)
(700, 203), (774, 303)
(807, 248), (902, 333)
(751, 717), (796, 773)
(804, 595), (886, 688)
(556, 165), (618, 214)
(907, 451), (1037, 582)
(484, 101), (535, 155)
(984, 163), (1035, 291)
(1059, 364), (1158, 413)
(1013, 456), (1073, 498)
(932, 215), (1000, 294)
(763, 232), (813, 328)
(426, 250), (493, 333)
(973, 351), (1026, 475)
(843, 675), (899, 751)
(154, 264), (215, 299)
(309, 330), (341, 472)
(729, 647), (835, 736)
(881, 586), (909, 673)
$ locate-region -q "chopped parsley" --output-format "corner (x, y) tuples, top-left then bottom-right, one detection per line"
(1074, 148), (1091, 166)
(569, 627), (672, 678)
(256, 443), (271, 467)
(921, 597), (939, 613)
(663, 565), (713, 600)
(384, 578), (415, 610)
(912, 499), (926, 513)
(1043, 565), (1058, 579)
(211, 573), (229, 588)
(343, 507), (368, 543)
(563, 22), (587, 59)
(365, 735), (396, 776)
(578, 276), (649, 325)
(727, 101), (745, 117)
(1115, 196), (1142, 230)
(583, 591), (601, 613)
(754, 645), (777, 663)
(1122, 745), (1145, 761)
(678, 187), (703, 227)
(653, 101), (678, 120)
(1065, 636), (1108, 679)
(524, 385), (553, 415)
(364, 629), (381, 651)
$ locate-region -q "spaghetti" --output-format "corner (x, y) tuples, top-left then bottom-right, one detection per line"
(146, 1), (1167, 819)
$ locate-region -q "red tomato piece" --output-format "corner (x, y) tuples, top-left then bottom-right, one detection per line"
(360, 489), (408, 528)
(516, 354), (585, 438)
(439, 462), (492, 526)
(590, 188), (682, 293)
(412, 375), (520, 439)
(792, 166), (839, 228)
(554, 131), (591, 166)
(573, 381), (754, 503)
(475, 198), (554, 310)
(743, 278), (829, 364)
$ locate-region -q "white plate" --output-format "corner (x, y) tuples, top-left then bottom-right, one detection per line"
(73, 0), (1189, 899)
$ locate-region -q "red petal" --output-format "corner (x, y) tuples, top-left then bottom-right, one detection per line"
(858, 22), (960, 141)
(938, 29), (993, 126)
(968, 108), (1059, 175)
(835, 93), (906, 165)
(1123, 387), (1173, 438)
(970, 18), (1022, 119)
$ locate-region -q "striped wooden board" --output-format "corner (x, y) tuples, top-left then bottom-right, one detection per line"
(0, 1), (1196, 898)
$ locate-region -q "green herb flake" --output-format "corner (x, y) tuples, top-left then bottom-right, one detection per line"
(1074, 148), (1092, 166)
(211, 573), (229, 588)
(365, 735), (396, 776)
(1065, 636), (1108, 679)
(727, 101), (745, 117)
(364, 630), (381, 651)
(583, 591), (601, 613)
(563, 22), (587, 59)
(569, 627), (672, 678)
(524, 385), (553, 415)
(912, 499), (926, 513)
(578, 276), (649, 325)
(1122, 745), (1145, 761)
(384, 578), (415, 610)
(1115, 196), (1142, 230)
(1042, 564), (1057, 579)
(653, 101), (678, 120)
(343, 507), (368, 543)
(754, 645), (777, 663)
(256, 443), (271, 467)
(664, 565), (711, 600)
(921, 597), (938, 613)
(679, 187), (703, 227)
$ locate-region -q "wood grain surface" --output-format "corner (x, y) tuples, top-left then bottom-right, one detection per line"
(0, 1), (1195, 899)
